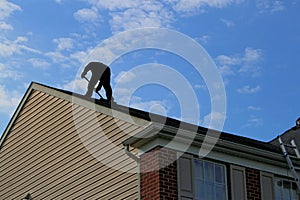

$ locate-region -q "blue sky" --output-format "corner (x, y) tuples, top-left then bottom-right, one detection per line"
(0, 0), (300, 142)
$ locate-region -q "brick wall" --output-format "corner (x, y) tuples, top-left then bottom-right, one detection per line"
(140, 147), (178, 200)
(246, 168), (261, 200)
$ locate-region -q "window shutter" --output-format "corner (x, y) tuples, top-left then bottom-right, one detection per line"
(178, 155), (193, 200)
(230, 165), (247, 200)
(261, 172), (274, 200)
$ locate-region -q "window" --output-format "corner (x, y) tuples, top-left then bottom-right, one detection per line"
(178, 155), (228, 200)
(193, 159), (227, 200)
(275, 178), (299, 200)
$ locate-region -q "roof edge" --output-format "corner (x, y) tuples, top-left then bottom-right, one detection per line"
(0, 81), (154, 149)
(0, 82), (37, 149)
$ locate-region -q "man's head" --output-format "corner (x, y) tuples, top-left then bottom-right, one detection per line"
(296, 117), (300, 128)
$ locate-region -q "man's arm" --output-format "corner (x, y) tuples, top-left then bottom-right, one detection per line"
(81, 63), (91, 78)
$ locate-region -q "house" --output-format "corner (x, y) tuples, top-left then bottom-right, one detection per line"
(0, 82), (299, 199)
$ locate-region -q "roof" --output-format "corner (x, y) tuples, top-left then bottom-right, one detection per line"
(269, 126), (300, 146)
(1, 82), (297, 181)
(1, 82), (282, 155)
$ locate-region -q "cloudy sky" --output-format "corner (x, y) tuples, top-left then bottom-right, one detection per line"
(1, 0), (300, 141)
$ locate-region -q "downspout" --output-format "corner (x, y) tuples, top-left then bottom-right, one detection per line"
(124, 144), (141, 200)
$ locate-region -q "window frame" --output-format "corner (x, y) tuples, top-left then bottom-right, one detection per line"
(274, 177), (299, 200)
(192, 158), (228, 200)
(177, 154), (229, 200)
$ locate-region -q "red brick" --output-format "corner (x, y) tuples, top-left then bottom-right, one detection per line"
(140, 147), (178, 200)
(246, 168), (261, 200)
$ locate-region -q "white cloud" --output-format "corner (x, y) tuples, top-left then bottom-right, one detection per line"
(53, 37), (74, 51)
(28, 58), (51, 69)
(271, 1), (285, 12)
(45, 51), (68, 64)
(172, 0), (242, 13)
(70, 51), (88, 63)
(218, 65), (235, 76)
(0, 0), (21, 20)
(248, 105), (261, 111)
(0, 36), (41, 57)
(242, 47), (262, 63)
(220, 18), (235, 27)
(194, 84), (207, 90)
(79, 0), (242, 33)
(108, 1), (174, 33)
(256, 0), (285, 13)
(195, 35), (211, 44)
(62, 78), (88, 94)
(202, 111), (226, 130)
(216, 47), (263, 77)
(114, 71), (136, 84)
(0, 0), (21, 31)
(130, 97), (169, 117)
(238, 48), (263, 75)
(0, 85), (22, 116)
(0, 63), (22, 79)
(74, 7), (100, 23)
(87, 0), (138, 10)
(0, 41), (18, 57)
(216, 54), (241, 66)
(237, 85), (261, 94)
(243, 115), (263, 128)
(0, 21), (13, 30)
(15, 36), (27, 43)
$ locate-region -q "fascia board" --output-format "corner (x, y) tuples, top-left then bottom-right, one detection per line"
(130, 124), (288, 169)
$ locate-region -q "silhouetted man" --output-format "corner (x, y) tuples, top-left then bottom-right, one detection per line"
(81, 62), (113, 101)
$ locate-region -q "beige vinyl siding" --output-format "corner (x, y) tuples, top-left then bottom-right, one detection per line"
(0, 89), (144, 199)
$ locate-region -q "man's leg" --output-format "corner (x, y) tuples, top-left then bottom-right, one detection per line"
(103, 83), (113, 101)
(85, 75), (98, 97)
(100, 67), (113, 101)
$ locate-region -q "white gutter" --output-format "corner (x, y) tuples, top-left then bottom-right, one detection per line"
(124, 145), (141, 200)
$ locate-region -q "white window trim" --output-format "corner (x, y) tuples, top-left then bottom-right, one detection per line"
(177, 153), (228, 200)
(193, 158), (228, 200)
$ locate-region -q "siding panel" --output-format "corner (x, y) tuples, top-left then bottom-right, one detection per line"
(0, 89), (143, 199)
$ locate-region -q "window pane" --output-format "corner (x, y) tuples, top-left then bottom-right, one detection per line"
(274, 179), (283, 200)
(283, 181), (291, 200)
(274, 178), (299, 200)
(215, 164), (225, 184)
(204, 162), (214, 182)
(291, 182), (298, 200)
(205, 182), (214, 200)
(194, 160), (227, 200)
(216, 185), (226, 200)
(195, 180), (205, 200)
(194, 160), (204, 180)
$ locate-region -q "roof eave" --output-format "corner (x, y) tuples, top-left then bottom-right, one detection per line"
(123, 122), (287, 168)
